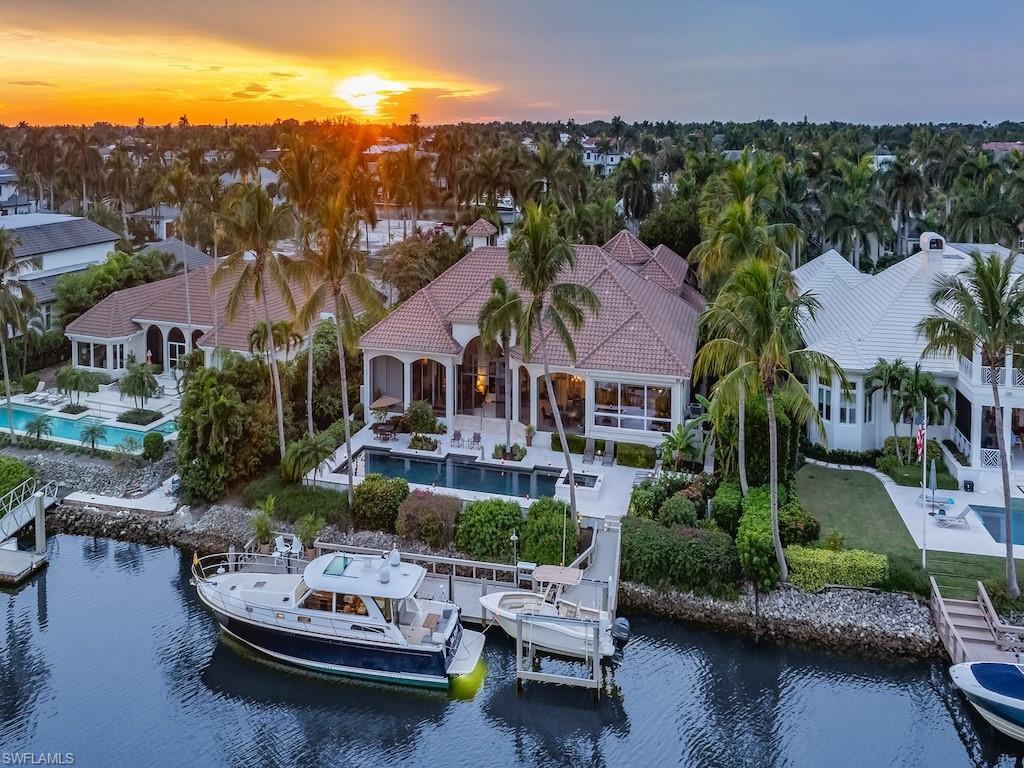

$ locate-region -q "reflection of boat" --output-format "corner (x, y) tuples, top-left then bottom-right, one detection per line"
(951, 662), (1024, 741)
(192, 550), (484, 689)
(478, 566), (628, 660)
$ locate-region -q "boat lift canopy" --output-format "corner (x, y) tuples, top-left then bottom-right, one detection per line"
(533, 565), (583, 587)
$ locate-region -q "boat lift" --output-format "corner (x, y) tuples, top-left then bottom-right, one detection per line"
(513, 613), (604, 697)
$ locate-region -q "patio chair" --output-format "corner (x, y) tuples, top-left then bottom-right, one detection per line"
(582, 438), (596, 464)
(451, 430), (463, 448)
(273, 535), (289, 558)
(935, 507), (971, 529)
(602, 441), (615, 467)
(470, 432), (482, 449)
(289, 535), (304, 557)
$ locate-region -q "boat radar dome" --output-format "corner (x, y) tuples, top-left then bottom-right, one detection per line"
(389, 549), (401, 567)
(379, 565), (391, 584)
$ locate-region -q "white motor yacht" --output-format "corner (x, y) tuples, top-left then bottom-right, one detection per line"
(192, 549), (484, 689)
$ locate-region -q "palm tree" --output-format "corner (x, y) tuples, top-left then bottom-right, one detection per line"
(917, 250), (1024, 598)
(609, 116), (626, 152)
(820, 155), (886, 268)
(697, 260), (844, 581)
(883, 156), (925, 257)
(950, 173), (1017, 245)
(24, 414), (52, 445)
(278, 134), (328, 436)
(0, 229), (37, 446)
(397, 149), (433, 234)
(216, 183), (294, 459)
(160, 162), (196, 347)
(226, 134), (259, 182)
(80, 423), (107, 455)
(896, 363), (954, 459)
(63, 125), (101, 212)
(119, 360), (158, 412)
(104, 145), (135, 236)
(508, 202), (600, 536)
(298, 186), (383, 503)
(290, 431), (335, 485)
(865, 358), (911, 464)
(615, 155), (655, 229)
(479, 276), (522, 457)
(56, 365), (97, 407)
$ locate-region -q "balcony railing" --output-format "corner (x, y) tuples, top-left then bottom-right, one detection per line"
(959, 356), (974, 379)
(981, 366), (1007, 385)
(953, 427), (971, 458)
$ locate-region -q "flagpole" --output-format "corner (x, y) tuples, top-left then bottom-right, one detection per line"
(922, 398), (928, 569)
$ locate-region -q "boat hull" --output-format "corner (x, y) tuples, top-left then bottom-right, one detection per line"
(951, 662), (1024, 743)
(216, 611), (452, 689)
(480, 592), (614, 659)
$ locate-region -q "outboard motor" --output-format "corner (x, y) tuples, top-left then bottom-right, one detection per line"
(611, 617), (631, 649)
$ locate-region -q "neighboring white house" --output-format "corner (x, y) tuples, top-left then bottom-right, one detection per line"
(579, 137), (628, 177)
(794, 232), (1020, 490)
(358, 227), (703, 447)
(0, 213), (119, 328)
(0, 167), (38, 216)
(127, 204), (181, 241)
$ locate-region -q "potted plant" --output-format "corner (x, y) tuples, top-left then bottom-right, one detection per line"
(251, 497), (275, 554)
(526, 424), (535, 447)
(295, 512), (326, 560)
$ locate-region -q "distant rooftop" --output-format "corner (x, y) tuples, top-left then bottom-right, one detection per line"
(0, 214), (119, 260)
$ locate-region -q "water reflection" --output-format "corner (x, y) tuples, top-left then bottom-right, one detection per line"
(6, 534), (1024, 767)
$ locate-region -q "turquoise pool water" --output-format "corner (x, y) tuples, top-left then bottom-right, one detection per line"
(0, 404), (175, 450)
(971, 502), (1024, 545)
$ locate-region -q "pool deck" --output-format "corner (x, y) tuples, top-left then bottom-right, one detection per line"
(308, 422), (643, 519)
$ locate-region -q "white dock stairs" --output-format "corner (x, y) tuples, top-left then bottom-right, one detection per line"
(931, 577), (1024, 664)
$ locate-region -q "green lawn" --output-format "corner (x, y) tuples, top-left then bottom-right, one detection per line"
(796, 464), (1023, 598)
(883, 461), (958, 491)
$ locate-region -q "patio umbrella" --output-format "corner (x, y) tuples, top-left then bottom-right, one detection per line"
(929, 459), (938, 507)
(369, 395), (401, 410)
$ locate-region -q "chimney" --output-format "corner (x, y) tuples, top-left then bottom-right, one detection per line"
(919, 232), (945, 268)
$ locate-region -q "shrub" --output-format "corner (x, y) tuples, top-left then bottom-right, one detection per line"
(823, 529), (845, 551)
(628, 479), (668, 519)
(20, 373), (40, 395)
(117, 409), (161, 426)
(983, 577), (1024, 616)
(658, 494), (698, 528)
(711, 479), (743, 535)
(352, 474), (409, 533)
(492, 443), (528, 461)
(408, 434), (438, 451)
(615, 442), (657, 469)
(522, 497), (571, 566)
(779, 499), (820, 545)
(242, 472), (350, 527)
(737, 487), (779, 592)
(621, 516), (740, 597)
(455, 498), (522, 562)
(800, 439), (880, 467)
(142, 432), (165, 461)
(881, 553), (930, 596)
(550, 433), (604, 454)
(875, 455), (900, 475)
(881, 436), (942, 465)
(785, 545), (889, 591)
(395, 490), (461, 549)
(324, 418), (364, 449)
(294, 512), (326, 548)
(405, 400), (437, 434)
(250, 506), (274, 545)
(739, 396), (798, 486)
(679, 474), (709, 504)
(0, 456), (32, 498)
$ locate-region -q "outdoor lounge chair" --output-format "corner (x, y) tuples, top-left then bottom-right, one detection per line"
(451, 430), (463, 448)
(935, 507), (971, 529)
(470, 432), (482, 449)
(582, 438), (595, 464)
(273, 535), (289, 558)
(289, 535), (304, 557)
(602, 441), (615, 467)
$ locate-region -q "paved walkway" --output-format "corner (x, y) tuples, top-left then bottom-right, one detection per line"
(806, 458), (1024, 559)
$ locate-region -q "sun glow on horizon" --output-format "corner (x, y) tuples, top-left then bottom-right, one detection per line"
(333, 74), (410, 117)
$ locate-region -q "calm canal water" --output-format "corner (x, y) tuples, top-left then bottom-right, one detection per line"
(3, 535), (1024, 768)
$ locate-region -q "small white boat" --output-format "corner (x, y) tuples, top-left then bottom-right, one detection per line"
(951, 662), (1024, 741)
(478, 565), (627, 659)
(193, 549), (484, 689)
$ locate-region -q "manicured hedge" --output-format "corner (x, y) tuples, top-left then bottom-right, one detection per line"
(118, 409), (162, 426)
(621, 516), (739, 597)
(455, 498), (522, 562)
(800, 439), (880, 467)
(0, 456), (32, 500)
(352, 474), (409, 533)
(396, 490), (461, 548)
(522, 497), (572, 566)
(736, 487), (780, 592)
(785, 545), (889, 591)
(740, 396), (799, 487)
(710, 479), (743, 535)
(615, 442), (657, 469)
(550, 433), (605, 454)
(882, 436), (942, 464)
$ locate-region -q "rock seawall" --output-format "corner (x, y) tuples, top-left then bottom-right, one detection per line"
(619, 581), (941, 659)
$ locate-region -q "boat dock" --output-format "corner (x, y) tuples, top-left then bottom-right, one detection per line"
(931, 577), (1024, 663)
(0, 479), (60, 586)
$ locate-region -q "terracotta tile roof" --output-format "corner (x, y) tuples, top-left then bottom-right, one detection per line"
(359, 232), (702, 377)
(66, 259), (365, 352)
(639, 244), (689, 292)
(465, 218), (497, 237)
(601, 230), (653, 266)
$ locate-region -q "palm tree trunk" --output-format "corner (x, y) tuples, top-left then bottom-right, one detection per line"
(334, 295), (354, 506)
(0, 332), (17, 447)
(991, 368), (1020, 598)
(261, 292), (287, 459)
(503, 340), (512, 455)
(738, 380), (749, 496)
(765, 388), (788, 581)
(892, 412), (904, 465)
(306, 337), (315, 436)
(539, 332), (575, 564)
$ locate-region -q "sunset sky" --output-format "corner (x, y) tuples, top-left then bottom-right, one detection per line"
(3, 0), (1023, 126)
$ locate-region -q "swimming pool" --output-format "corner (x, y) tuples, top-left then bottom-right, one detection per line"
(344, 448), (560, 499)
(970, 501), (1024, 545)
(0, 404), (175, 450)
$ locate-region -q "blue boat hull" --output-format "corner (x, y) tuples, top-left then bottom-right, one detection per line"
(951, 662), (1024, 742)
(216, 611), (450, 689)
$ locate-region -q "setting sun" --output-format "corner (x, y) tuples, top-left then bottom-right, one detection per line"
(333, 74), (410, 117)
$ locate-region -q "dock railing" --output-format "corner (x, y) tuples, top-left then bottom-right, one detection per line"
(977, 580), (1024, 654)
(930, 577), (969, 664)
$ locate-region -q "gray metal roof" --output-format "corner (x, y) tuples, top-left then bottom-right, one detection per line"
(128, 204), (181, 219)
(140, 237), (212, 272)
(0, 215), (119, 259)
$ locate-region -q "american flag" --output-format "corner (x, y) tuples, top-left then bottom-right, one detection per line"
(916, 409), (927, 461)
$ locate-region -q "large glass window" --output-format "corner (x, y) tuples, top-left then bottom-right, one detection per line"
(593, 380), (672, 432)
(77, 341), (92, 367)
(839, 384), (856, 424)
(864, 389), (874, 423)
(817, 383), (832, 421)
